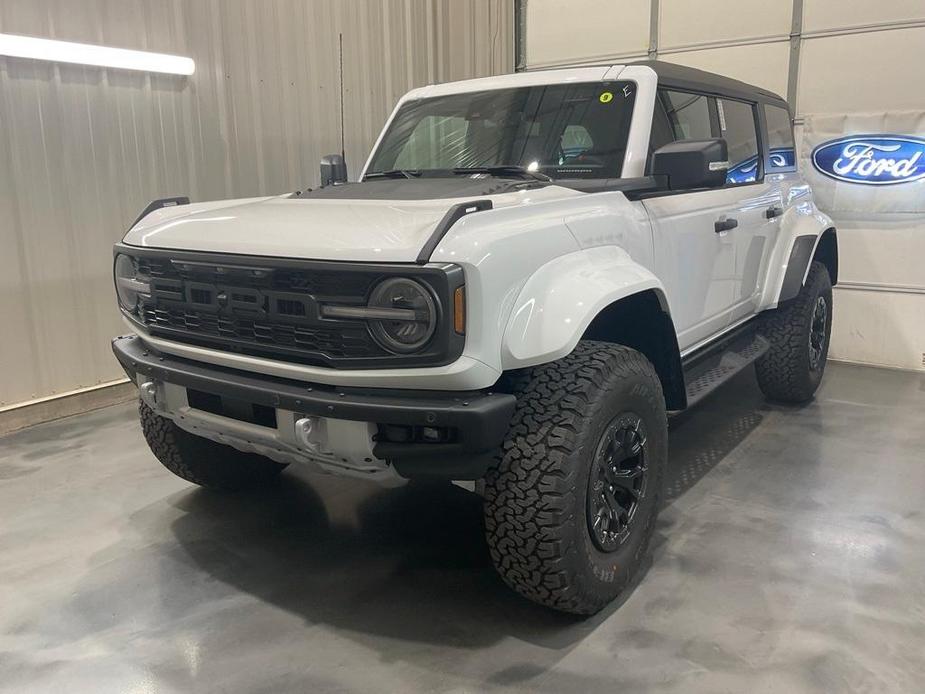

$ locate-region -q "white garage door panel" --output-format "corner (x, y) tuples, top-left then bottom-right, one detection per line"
(660, 42), (790, 97)
(835, 221), (925, 289)
(830, 290), (925, 372)
(660, 0), (791, 49)
(798, 27), (925, 114)
(525, 0), (650, 67)
(803, 0), (925, 34)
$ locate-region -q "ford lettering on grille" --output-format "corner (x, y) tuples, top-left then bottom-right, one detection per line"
(811, 135), (925, 185)
(151, 279), (318, 320)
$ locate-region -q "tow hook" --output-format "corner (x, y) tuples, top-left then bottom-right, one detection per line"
(295, 416), (326, 454)
(139, 381), (158, 410)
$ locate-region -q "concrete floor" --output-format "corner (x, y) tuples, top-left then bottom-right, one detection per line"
(1, 362), (923, 693)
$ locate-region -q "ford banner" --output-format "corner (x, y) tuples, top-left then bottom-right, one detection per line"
(811, 135), (925, 185)
(801, 112), (925, 216)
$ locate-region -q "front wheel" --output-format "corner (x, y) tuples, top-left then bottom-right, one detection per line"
(755, 261), (833, 403)
(483, 341), (668, 615)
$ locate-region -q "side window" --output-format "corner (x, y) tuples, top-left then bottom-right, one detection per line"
(394, 115), (469, 169)
(647, 90), (713, 172)
(718, 99), (760, 184)
(649, 93), (675, 154)
(661, 90), (713, 141)
(764, 104), (796, 171)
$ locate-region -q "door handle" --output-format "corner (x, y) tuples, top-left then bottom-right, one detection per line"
(714, 217), (738, 233)
(765, 206), (783, 219)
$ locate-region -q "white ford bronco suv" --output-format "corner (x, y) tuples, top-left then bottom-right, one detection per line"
(112, 61), (838, 614)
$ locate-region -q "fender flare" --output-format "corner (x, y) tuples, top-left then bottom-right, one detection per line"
(501, 246), (672, 369)
(777, 226), (839, 303)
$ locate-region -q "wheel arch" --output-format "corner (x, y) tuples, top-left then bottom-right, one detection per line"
(500, 247), (686, 410)
(581, 290), (687, 410)
(776, 225), (838, 305)
(812, 227), (838, 286)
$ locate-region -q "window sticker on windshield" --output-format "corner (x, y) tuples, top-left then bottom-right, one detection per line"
(599, 91), (613, 104)
(717, 100), (727, 132)
(623, 85), (633, 98)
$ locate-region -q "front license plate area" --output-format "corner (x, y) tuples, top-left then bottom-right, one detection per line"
(186, 388), (277, 428)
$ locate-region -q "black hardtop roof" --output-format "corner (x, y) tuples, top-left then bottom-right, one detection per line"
(530, 60), (788, 108)
(630, 60), (789, 108)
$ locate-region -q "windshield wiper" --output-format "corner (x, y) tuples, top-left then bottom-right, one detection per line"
(364, 169), (421, 179)
(452, 166), (552, 182)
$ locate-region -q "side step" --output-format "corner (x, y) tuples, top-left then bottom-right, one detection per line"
(682, 328), (770, 407)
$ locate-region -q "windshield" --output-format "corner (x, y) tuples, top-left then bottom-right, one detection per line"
(366, 81), (637, 180)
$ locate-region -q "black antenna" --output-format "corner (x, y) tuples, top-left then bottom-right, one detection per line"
(338, 32), (346, 160)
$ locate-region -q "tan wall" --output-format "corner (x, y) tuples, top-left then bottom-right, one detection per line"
(0, 0), (513, 408)
(525, 0), (925, 372)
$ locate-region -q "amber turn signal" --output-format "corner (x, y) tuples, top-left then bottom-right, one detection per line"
(454, 286), (465, 334)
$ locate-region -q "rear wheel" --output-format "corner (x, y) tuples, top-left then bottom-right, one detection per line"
(483, 341), (667, 614)
(139, 401), (287, 490)
(755, 261), (833, 403)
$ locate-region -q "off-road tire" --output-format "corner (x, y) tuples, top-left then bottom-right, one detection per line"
(483, 341), (668, 615)
(139, 401), (288, 490)
(755, 261), (833, 403)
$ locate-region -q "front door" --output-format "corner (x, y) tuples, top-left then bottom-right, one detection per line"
(643, 90), (778, 349)
(644, 189), (739, 350)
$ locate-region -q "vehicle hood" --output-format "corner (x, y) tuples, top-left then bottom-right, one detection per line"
(122, 180), (585, 262)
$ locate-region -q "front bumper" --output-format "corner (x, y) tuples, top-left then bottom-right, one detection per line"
(112, 334), (515, 479)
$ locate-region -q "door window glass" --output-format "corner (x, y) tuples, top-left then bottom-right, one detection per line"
(649, 94), (675, 153)
(661, 90), (713, 141)
(719, 99), (760, 184)
(764, 104), (796, 171)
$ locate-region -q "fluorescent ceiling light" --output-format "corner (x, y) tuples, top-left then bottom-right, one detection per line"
(0, 33), (194, 75)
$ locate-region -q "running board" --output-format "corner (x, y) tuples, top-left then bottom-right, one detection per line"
(682, 330), (769, 407)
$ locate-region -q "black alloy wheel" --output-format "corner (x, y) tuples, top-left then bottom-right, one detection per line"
(587, 413), (649, 552)
(808, 295), (828, 370)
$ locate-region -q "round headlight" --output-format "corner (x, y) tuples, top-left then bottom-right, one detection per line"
(368, 278), (437, 353)
(114, 254), (150, 312)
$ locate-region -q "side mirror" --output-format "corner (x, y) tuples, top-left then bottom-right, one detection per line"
(650, 138), (728, 191)
(320, 154), (348, 187)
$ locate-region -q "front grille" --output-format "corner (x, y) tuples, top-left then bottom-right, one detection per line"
(136, 256), (375, 296)
(141, 306), (375, 359)
(122, 247), (464, 369)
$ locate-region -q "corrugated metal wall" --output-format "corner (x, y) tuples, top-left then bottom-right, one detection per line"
(0, 0), (514, 408)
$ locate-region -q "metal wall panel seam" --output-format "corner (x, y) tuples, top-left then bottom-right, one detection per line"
(835, 282), (925, 297)
(802, 17), (925, 40)
(787, 0), (803, 112)
(648, 0), (659, 59)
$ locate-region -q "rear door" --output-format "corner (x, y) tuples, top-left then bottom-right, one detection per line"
(643, 89), (738, 351)
(718, 97), (782, 322)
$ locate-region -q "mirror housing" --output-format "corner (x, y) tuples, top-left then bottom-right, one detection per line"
(650, 138), (729, 191)
(320, 154), (348, 187)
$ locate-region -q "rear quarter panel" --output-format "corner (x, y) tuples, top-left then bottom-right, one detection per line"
(758, 172), (834, 309)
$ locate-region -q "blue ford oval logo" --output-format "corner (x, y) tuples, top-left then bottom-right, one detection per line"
(812, 135), (925, 185)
